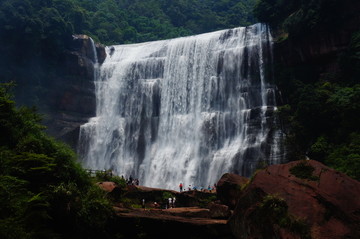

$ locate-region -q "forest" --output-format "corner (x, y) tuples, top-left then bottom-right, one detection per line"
(0, 0), (359, 238)
(0, 83), (123, 238)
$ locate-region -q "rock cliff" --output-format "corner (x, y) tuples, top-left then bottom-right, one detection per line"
(43, 35), (106, 149)
(272, 2), (360, 104)
(273, 0), (360, 67)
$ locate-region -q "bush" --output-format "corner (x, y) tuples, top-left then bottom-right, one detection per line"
(0, 85), (115, 238)
(249, 194), (310, 238)
(290, 161), (319, 181)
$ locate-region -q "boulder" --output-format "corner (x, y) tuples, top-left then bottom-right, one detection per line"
(96, 42), (106, 64)
(97, 181), (116, 192)
(70, 34), (106, 63)
(216, 173), (249, 209)
(209, 203), (232, 219)
(229, 160), (360, 239)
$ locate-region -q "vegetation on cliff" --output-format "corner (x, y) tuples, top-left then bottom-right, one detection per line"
(254, 0), (354, 38)
(0, 84), (117, 239)
(254, 0), (360, 181)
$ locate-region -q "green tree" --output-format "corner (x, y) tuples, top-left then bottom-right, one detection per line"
(0, 84), (115, 238)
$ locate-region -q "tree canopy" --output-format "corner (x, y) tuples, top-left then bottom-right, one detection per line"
(0, 83), (121, 239)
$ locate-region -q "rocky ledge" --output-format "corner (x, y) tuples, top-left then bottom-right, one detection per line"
(99, 184), (234, 238)
(99, 160), (360, 238)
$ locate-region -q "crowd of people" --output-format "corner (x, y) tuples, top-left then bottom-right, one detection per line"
(178, 182), (216, 192)
(141, 197), (176, 210)
(122, 175), (139, 186)
(138, 182), (217, 211)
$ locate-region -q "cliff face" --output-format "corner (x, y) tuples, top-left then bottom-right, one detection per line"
(275, 31), (350, 68)
(43, 35), (106, 149)
(273, 1), (360, 68)
(273, 2), (360, 88)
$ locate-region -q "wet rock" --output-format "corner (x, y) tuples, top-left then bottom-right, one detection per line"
(44, 34), (107, 148)
(96, 42), (106, 64)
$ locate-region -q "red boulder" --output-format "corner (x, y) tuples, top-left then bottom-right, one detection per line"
(229, 160), (360, 239)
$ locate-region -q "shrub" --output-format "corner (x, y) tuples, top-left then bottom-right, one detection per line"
(290, 161), (319, 181)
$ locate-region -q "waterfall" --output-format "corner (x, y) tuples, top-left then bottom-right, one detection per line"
(89, 37), (98, 64)
(78, 23), (285, 189)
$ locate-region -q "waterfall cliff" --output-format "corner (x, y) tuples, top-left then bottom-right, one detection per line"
(78, 23), (285, 189)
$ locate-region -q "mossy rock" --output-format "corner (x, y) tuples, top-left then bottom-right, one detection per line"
(290, 161), (319, 181)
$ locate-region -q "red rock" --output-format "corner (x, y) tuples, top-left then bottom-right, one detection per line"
(209, 203), (232, 219)
(229, 160), (360, 239)
(97, 181), (116, 192)
(216, 173), (249, 209)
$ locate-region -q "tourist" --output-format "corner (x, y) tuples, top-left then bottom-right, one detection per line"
(168, 197), (173, 208)
(142, 199), (145, 210)
(179, 182), (183, 192)
(172, 197), (176, 208)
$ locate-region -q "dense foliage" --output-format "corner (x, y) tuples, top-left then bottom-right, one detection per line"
(253, 0), (356, 38)
(0, 0), (256, 46)
(0, 83), (117, 239)
(255, 0), (360, 180)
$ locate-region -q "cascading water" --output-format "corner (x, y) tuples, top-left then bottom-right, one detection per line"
(78, 23), (285, 189)
(89, 37), (99, 64)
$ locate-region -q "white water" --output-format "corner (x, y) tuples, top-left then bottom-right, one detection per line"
(78, 23), (285, 190)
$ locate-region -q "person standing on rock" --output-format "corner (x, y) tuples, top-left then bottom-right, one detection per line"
(164, 199), (168, 209)
(168, 197), (173, 208)
(179, 183), (183, 192)
(142, 199), (145, 210)
(172, 197), (176, 208)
